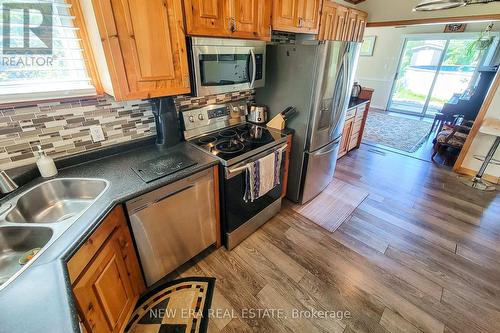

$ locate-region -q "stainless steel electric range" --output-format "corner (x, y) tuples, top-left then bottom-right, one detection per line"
(182, 101), (288, 249)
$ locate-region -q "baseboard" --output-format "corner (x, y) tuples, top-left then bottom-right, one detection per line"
(456, 167), (500, 184)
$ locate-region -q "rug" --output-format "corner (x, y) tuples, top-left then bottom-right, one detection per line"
(363, 111), (432, 152)
(292, 178), (369, 232)
(125, 277), (215, 333)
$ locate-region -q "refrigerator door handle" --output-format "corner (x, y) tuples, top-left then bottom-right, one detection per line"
(328, 47), (350, 138)
(313, 144), (338, 156)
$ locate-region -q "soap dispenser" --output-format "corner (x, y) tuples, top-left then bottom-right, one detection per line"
(36, 145), (58, 178)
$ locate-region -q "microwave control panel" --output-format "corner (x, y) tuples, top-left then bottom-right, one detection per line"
(255, 54), (263, 81)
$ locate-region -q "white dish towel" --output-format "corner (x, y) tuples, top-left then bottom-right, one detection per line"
(244, 146), (286, 202)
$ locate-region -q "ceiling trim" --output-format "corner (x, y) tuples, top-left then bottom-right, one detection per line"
(366, 14), (500, 27)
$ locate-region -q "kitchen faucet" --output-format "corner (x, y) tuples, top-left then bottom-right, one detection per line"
(0, 168), (18, 194)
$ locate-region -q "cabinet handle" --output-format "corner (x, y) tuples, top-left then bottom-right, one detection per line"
(298, 18), (303, 28)
(228, 18), (236, 33)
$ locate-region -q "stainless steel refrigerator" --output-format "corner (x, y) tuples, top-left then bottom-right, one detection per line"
(256, 39), (360, 204)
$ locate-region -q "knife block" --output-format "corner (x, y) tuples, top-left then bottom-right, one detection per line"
(267, 113), (286, 130)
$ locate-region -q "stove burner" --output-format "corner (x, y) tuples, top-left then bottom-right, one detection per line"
(219, 129), (238, 138)
(215, 139), (245, 154)
(198, 136), (217, 145)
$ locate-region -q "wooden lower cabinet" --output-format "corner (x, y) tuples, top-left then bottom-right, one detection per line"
(339, 117), (354, 158)
(338, 101), (371, 159)
(69, 206), (145, 333)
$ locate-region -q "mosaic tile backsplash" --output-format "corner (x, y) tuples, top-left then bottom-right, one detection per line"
(0, 90), (255, 171)
(174, 90), (255, 111)
(0, 95), (155, 170)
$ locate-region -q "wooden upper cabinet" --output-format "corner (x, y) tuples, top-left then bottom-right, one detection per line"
(273, 0), (297, 31)
(184, 0), (271, 40)
(228, 0), (259, 39)
(356, 10), (368, 42)
(88, 0), (190, 100)
(318, 1), (347, 41)
(297, 0), (322, 33)
(317, 1), (367, 42)
(183, 0), (228, 37)
(273, 0), (322, 34)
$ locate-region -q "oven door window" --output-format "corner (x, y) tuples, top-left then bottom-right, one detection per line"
(222, 158), (285, 234)
(199, 54), (251, 86)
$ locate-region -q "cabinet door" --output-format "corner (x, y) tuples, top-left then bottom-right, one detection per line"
(344, 9), (357, 41)
(318, 1), (347, 41)
(297, 0), (322, 33)
(73, 232), (136, 333)
(338, 118), (354, 158)
(273, 0), (298, 32)
(356, 11), (368, 42)
(183, 0), (229, 37)
(229, 0), (260, 39)
(92, 0), (190, 100)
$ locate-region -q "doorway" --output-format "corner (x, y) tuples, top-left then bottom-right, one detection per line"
(387, 34), (497, 118)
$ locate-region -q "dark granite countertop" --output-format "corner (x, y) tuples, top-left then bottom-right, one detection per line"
(0, 141), (218, 333)
(348, 97), (370, 110)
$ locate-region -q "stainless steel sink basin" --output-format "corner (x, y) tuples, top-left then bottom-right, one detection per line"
(5, 178), (108, 223)
(0, 226), (53, 286)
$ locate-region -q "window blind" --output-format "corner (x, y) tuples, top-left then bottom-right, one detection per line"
(0, 0), (96, 103)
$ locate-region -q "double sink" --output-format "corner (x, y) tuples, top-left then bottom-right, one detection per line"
(0, 178), (109, 290)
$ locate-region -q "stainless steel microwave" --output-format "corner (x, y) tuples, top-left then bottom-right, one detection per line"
(190, 37), (266, 97)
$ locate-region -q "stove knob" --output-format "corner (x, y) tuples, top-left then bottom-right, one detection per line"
(198, 114), (204, 120)
(188, 115), (194, 123)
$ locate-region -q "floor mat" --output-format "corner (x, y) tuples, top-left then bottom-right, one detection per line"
(125, 277), (215, 333)
(292, 178), (368, 232)
(363, 111), (432, 152)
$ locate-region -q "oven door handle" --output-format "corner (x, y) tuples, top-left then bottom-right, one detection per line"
(250, 49), (257, 89)
(225, 144), (287, 179)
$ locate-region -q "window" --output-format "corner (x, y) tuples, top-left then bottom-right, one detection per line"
(0, 0), (96, 104)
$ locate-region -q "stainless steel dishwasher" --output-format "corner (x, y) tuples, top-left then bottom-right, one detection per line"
(126, 168), (216, 286)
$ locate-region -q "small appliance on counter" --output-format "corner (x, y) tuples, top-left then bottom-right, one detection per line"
(351, 82), (362, 98)
(247, 104), (268, 124)
(181, 101), (288, 249)
(151, 97), (182, 147)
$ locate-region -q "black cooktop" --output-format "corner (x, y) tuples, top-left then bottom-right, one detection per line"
(190, 123), (285, 162)
(132, 152), (197, 183)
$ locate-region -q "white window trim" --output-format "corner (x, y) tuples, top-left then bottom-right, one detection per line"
(0, 87), (97, 105)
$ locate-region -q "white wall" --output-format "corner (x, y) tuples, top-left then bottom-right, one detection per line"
(354, 23), (500, 110)
(357, 0), (500, 23)
(462, 79), (500, 178)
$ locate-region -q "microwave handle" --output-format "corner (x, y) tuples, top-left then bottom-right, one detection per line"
(250, 49), (257, 88)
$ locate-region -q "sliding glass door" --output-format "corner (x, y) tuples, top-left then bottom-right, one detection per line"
(388, 35), (490, 118)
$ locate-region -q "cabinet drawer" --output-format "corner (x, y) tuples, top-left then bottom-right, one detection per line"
(355, 105), (367, 120)
(346, 108), (356, 119)
(67, 207), (124, 283)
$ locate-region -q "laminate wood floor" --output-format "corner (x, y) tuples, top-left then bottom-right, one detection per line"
(176, 144), (500, 333)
